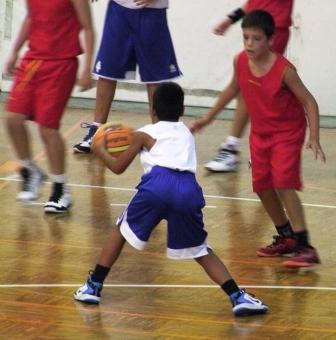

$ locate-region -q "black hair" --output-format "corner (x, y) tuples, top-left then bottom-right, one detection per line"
(153, 82), (184, 122)
(241, 10), (275, 38)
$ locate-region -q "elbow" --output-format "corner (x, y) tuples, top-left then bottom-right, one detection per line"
(109, 165), (126, 175)
(114, 168), (125, 175)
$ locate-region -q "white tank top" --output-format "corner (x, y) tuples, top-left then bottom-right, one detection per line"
(113, 0), (168, 9)
(138, 121), (197, 174)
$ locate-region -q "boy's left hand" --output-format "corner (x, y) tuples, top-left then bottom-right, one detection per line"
(91, 133), (106, 156)
(77, 70), (93, 92)
(306, 139), (326, 162)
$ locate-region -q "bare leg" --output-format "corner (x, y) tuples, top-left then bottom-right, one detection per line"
(40, 126), (65, 174)
(94, 78), (117, 123)
(194, 249), (232, 285)
(146, 83), (159, 122)
(6, 112), (31, 160)
(97, 226), (126, 268)
(257, 189), (288, 226)
(277, 189), (306, 232)
(229, 93), (249, 138)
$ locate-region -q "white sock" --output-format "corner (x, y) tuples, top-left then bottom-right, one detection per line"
(92, 122), (102, 127)
(19, 159), (39, 171)
(221, 136), (241, 151)
(51, 174), (66, 184)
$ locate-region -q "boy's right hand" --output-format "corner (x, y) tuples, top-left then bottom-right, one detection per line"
(4, 53), (18, 76)
(306, 139), (326, 163)
(213, 18), (232, 35)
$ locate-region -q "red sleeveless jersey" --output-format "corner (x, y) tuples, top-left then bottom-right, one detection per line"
(25, 0), (82, 59)
(246, 0), (293, 28)
(236, 51), (306, 134)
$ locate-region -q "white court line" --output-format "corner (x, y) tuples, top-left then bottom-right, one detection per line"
(0, 283), (335, 291)
(110, 203), (217, 209)
(1, 176), (335, 209)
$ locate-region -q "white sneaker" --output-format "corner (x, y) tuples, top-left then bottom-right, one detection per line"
(204, 146), (240, 172)
(17, 167), (46, 201)
(44, 183), (71, 213)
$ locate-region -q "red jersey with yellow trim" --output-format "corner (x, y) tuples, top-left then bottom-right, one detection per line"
(236, 51), (306, 135)
(246, 0), (293, 28)
(25, 0), (82, 59)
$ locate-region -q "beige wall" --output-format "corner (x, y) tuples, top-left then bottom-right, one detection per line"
(1, 0), (335, 116)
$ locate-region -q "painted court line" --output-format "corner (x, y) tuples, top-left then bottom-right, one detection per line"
(1, 176), (335, 209)
(0, 283), (335, 291)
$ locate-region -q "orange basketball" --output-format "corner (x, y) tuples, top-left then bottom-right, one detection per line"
(93, 122), (134, 157)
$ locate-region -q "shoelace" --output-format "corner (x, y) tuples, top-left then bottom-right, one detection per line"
(80, 122), (97, 142)
(266, 235), (284, 248)
(214, 148), (237, 161)
(20, 168), (30, 191)
(49, 183), (64, 202)
(21, 168), (43, 191)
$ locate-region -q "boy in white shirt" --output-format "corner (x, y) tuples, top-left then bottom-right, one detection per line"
(74, 82), (268, 317)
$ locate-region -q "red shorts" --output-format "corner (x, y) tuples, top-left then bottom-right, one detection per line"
(271, 28), (290, 54)
(6, 58), (78, 129)
(249, 126), (306, 193)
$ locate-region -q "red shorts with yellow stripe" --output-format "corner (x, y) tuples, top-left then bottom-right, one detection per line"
(6, 58), (78, 129)
(249, 126), (306, 193)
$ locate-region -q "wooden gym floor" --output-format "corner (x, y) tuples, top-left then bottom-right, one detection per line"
(0, 103), (336, 339)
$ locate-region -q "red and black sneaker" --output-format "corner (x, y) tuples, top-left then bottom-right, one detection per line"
(257, 235), (297, 257)
(282, 247), (321, 268)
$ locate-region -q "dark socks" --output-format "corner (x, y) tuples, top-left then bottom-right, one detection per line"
(221, 279), (240, 297)
(276, 221), (295, 238)
(91, 264), (110, 284)
(293, 230), (312, 248)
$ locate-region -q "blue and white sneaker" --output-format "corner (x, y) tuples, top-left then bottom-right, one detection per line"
(74, 273), (103, 304)
(73, 123), (99, 154)
(204, 144), (240, 172)
(230, 289), (268, 316)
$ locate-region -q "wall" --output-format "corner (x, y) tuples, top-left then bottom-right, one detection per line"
(1, 0), (335, 115)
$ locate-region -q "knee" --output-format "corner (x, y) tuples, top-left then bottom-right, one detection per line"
(6, 112), (26, 128)
(39, 125), (59, 143)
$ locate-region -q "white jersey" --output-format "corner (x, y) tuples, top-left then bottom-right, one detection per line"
(113, 0), (168, 9)
(138, 121), (197, 174)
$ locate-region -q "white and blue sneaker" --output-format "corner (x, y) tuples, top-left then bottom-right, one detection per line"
(74, 273), (103, 304)
(73, 123), (99, 154)
(230, 289), (268, 316)
(204, 144), (240, 172)
(17, 166), (46, 202)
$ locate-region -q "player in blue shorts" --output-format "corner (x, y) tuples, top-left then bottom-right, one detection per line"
(74, 82), (268, 317)
(74, 0), (182, 153)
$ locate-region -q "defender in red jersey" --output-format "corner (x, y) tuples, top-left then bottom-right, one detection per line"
(191, 10), (326, 268)
(5, 0), (94, 213)
(207, 0), (294, 172)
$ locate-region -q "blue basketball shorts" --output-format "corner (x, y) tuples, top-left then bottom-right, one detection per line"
(117, 166), (210, 259)
(93, 1), (182, 83)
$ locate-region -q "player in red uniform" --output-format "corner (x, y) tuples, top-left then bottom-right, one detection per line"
(191, 10), (326, 268)
(206, 0), (294, 172)
(5, 0), (94, 213)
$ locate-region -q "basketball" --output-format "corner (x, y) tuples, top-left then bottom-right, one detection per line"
(93, 122), (134, 157)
